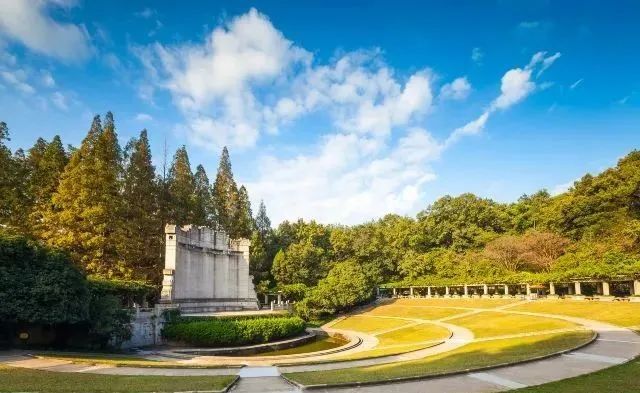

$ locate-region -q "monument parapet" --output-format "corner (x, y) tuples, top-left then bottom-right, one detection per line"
(160, 224), (259, 313)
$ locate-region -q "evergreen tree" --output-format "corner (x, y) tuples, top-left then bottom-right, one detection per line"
(193, 165), (212, 226)
(43, 114), (123, 276)
(28, 135), (68, 236)
(212, 146), (239, 234)
(167, 146), (195, 226)
(118, 130), (162, 282)
(255, 200), (272, 240)
(0, 122), (19, 226)
(234, 185), (253, 238)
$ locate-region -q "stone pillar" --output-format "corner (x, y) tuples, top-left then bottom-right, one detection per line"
(602, 281), (610, 296)
(270, 301), (275, 311)
(526, 283), (531, 296)
(549, 282), (556, 295)
(427, 287), (432, 296)
(574, 282), (582, 295)
(410, 287), (414, 297)
(376, 287), (380, 298)
(264, 294), (269, 304)
(634, 280), (640, 296)
(445, 286), (450, 295)
(464, 285), (468, 296)
(393, 288), (397, 297)
(504, 284), (509, 295)
(277, 293), (282, 305)
(483, 284), (489, 295)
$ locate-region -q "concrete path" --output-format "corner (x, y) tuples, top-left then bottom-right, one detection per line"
(2, 305), (640, 392)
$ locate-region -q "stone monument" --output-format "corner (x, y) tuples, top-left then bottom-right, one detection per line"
(160, 224), (259, 312)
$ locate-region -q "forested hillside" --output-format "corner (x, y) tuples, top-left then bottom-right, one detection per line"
(2, 115), (639, 318)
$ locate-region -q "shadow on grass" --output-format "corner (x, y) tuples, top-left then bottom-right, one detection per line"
(285, 331), (593, 386)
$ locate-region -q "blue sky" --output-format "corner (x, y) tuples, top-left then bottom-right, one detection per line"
(1, 0), (639, 224)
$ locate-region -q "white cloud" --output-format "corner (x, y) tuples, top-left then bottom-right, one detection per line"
(570, 78), (583, 90)
(471, 47), (484, 65)
(247, 128), (440, 224)
(0, 69), (35, 94)
(51, 91), (68, 110)
(41, 70), (55, 87)
(0, 0), (92, 62)
(536, 52), (561, 77)
(135, 8), (156, 19)
(550, 180), (575, 196)
(137, 9), (431, 150)
(447, 51), (560, 146)
(135, 113), (153, 122)
(440, 76), (471, 100)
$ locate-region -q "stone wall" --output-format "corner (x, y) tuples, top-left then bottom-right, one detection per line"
(161, 224), (259, 313)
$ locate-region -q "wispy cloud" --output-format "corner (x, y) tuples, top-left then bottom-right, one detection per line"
(570, 78), (583, 90)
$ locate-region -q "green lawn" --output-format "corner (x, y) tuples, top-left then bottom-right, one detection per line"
(330, 315), (411, 333)
(332, 342), (441, 361)
(446, 311), (579, 338)
(512, 300), (640, 327)
(0, 365), (236, 393)
(364, 304), (468, 320)
(392, 298), (521, 308)
(35, 352), (236, 368)
(514, 357), (640, 393)
(284, 330), (593, 386)
(375, 323), (450, 345)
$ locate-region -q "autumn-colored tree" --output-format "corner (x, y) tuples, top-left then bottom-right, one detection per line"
(519, 231), (570, 271)
(118, 130), (162, 281)
(167, 146), (195, 226)
(483, 235), (526, 272)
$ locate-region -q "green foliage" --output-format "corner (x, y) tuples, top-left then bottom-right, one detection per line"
(277, 283), (309, 301)
(0, 232), (89, 324)
(162, 316), (305, 347)
(296, 260), (373, 320)
(167, 146), (196, 226)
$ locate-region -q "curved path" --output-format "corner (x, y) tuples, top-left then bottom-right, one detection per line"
(2, 303), (640, 393)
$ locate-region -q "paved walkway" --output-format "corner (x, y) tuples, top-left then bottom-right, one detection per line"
(2, 305), (640, 392)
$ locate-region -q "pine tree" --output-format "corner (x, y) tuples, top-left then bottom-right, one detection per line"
(118, 130), (163, 282)
(43, 114), (123, 276)
(167, 146), (195, 226)
(255, 200), (272, 240)
(235, 185), (253, 238)
(193, 165), (211, 226)
(28, 135), (68, 236)
(0, 122), (21, 227)
(212, 146), (239, 234)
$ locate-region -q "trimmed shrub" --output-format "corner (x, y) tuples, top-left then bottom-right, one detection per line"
(162, 316), (306, 347)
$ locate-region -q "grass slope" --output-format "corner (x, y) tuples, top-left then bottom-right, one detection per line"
(515, 357), (640, 393)
(446, 311), (578, 338)
(0, 365), (236, 393)
(329, 315), (410, 333)
(512, 300), (640, 327)
(285, 331), (593, 386)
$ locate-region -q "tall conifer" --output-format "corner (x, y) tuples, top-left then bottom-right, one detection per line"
(167, 146), (195, 226)
(193, 164), (212, 226)
(119, 130), (162, 282)
(212, 146), (239, 235)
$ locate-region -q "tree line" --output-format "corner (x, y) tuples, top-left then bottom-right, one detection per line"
(3, 115), (640, 318)
(0, 114), (268, 285)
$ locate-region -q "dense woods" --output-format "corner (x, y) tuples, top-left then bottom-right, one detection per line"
(2, 113), (640, 319)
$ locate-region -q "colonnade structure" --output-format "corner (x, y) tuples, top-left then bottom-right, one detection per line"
(378, 277), (640, 301)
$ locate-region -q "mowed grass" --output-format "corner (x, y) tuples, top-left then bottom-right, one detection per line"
(332, 342), (441, 361)
(391, 298), (521, 308)
(0, 365), (236, 393)
(375, 323), (450, 345)
(514, 356), (640, 393)
(446, 311), (579, 338)
(330, 315), (410, 333)
(285, 330), (594, 386)
(363, 304), (468, 320)
(512, 300), (640, 327)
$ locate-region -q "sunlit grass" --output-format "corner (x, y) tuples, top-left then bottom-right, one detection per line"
(35, 352), (231, 368)
(330, 315), (411, 333)
(375, 323), (450, 346)
(363, 304), (468, 320)
(446, 311), (579, 338)
(515, 356), (640, 392)
(512, 300), (640, 327)
(391, 298), (521, 308)
(0, 365), (236, 392)
(285, 330), (594, 386)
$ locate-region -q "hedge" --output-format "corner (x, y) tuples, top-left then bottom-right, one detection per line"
(162, 316), (306, 347)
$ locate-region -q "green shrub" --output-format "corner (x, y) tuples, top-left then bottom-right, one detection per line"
(162, 316), (306, 347)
